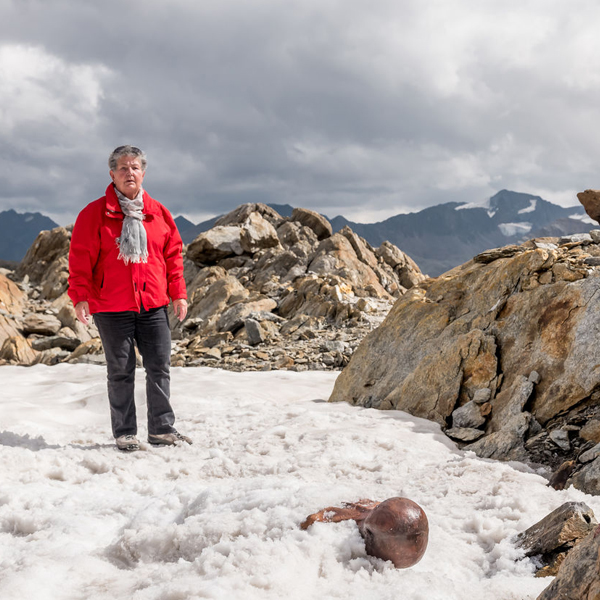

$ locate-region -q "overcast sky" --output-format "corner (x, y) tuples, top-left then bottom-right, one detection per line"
(1, 0), (600, 225)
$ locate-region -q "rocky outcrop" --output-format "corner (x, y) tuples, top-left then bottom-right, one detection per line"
(1, 204), (425, 372)
(537, 523), (600, 599)
(329, 231), (600, 489)
(515, 502), (597, 577)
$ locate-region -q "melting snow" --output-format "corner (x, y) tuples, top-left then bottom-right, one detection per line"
(498, 222), (532, 237)
(518, 200), (537, 214)
(0, 364), (596, 600)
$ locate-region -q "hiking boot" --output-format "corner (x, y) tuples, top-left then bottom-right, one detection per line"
(116, 434), (140, 452)
(147, 431), (192, 446)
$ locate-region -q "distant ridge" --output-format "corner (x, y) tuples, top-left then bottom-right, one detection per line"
(175, 192), (589, 276)
(1, 192), (589, 276)
(0, 209), (59, 263)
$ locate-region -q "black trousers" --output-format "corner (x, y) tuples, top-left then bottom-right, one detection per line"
(93, 306), (176, 438)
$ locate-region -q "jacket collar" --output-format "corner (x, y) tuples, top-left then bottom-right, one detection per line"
(104, 183), (160, 216)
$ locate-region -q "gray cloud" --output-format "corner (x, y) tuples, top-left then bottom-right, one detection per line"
(1, 0), (599, 225)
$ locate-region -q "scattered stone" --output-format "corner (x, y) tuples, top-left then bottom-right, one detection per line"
(445, 427), (485, 442)
(451, 401), (486, 429)
(245, 319), (265, 346)
(568, 458), (600, 495)
(579, 443), (600, 464)
(558, 233), (592, 246)
(577, 190), (600, 224)
(290, 207), (332, 240)
(473, 245), (522, 263)
(549, 430), (571, 452)
(529, 371), (541, 384)
(472, 388), (492, 404)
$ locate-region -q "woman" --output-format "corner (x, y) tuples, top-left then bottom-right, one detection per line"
(68, 145), (191, 451)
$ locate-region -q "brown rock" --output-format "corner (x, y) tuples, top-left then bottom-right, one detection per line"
(0, 336), (37, 364)
(290, 207), (332, 240)
(577, 189), (600, 224)
(0, 272), (26, 315)
(580, 420), (600, 444)
(22, 313), (62, 336)
(515, 502), (597, 573)
(16, 226), (71, 287)
(308, 234), (389, 298)
(68, 338), (103, 361)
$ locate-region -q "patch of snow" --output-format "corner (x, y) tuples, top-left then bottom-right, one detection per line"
(518, 200), (537, 214)
(25, 216), (34, 222)
(569, 213), (596, 225)
(455, 198), (491, 211)
(499, 222), (532, 237)
(1, 363), (596, 599)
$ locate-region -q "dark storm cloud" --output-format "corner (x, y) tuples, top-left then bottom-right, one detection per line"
(1, 0), (600, 224)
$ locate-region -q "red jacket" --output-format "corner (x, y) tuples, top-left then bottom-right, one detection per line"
(68, 184), (187, 314)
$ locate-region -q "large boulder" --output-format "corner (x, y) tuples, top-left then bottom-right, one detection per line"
(16, 226), (71, 288)
(187, 226), (244, 264)
(291, 207), (332, 240)
(329, 238), (600, 468)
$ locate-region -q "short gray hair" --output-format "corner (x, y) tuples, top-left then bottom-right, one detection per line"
(108, 145), (147, 171)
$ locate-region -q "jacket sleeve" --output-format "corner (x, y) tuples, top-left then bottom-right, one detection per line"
(161, 207), (187, 301)
(68, 202), (101, 305)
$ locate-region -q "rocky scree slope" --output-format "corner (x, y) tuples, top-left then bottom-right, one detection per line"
(0, 203), (425, 372)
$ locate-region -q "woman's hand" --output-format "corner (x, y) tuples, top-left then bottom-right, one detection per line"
(75, 301), (91, 325)
(173, 298), (188, 322)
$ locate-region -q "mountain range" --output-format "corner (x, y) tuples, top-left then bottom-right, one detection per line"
(176, 190), (593, 276)
(0, 191), (593, 276)
(0, 209), (59, 267)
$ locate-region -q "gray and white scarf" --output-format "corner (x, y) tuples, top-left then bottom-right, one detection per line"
(114, 187), (149, 264)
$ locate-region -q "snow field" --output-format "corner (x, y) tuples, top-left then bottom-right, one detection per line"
(0, 364), (598, 600)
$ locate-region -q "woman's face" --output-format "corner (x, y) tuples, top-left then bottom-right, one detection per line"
(110, 155), (145, 199)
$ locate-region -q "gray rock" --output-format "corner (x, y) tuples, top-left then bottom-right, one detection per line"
(464, 413), (531, 461)
(451, 401), (486, 429)
(584, 257), (600, 267)
(187, 226), (244, 264)
(529, 370), (541, 384)
(320, 340), (346, 354)
(245, 319), (265, 346)
(30, 335), (81, 352)
(579, 443), (600, 464)
(218, 299), (277, 333)
(445, 427), (485, 442)
(495, 375), (534, 429)
(558, 233), (593, 246)
(568, 457), (600, 495)
(472, 388), (492, 404)
(590, 229), (600, 244)
(549, 429), (571, 451)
